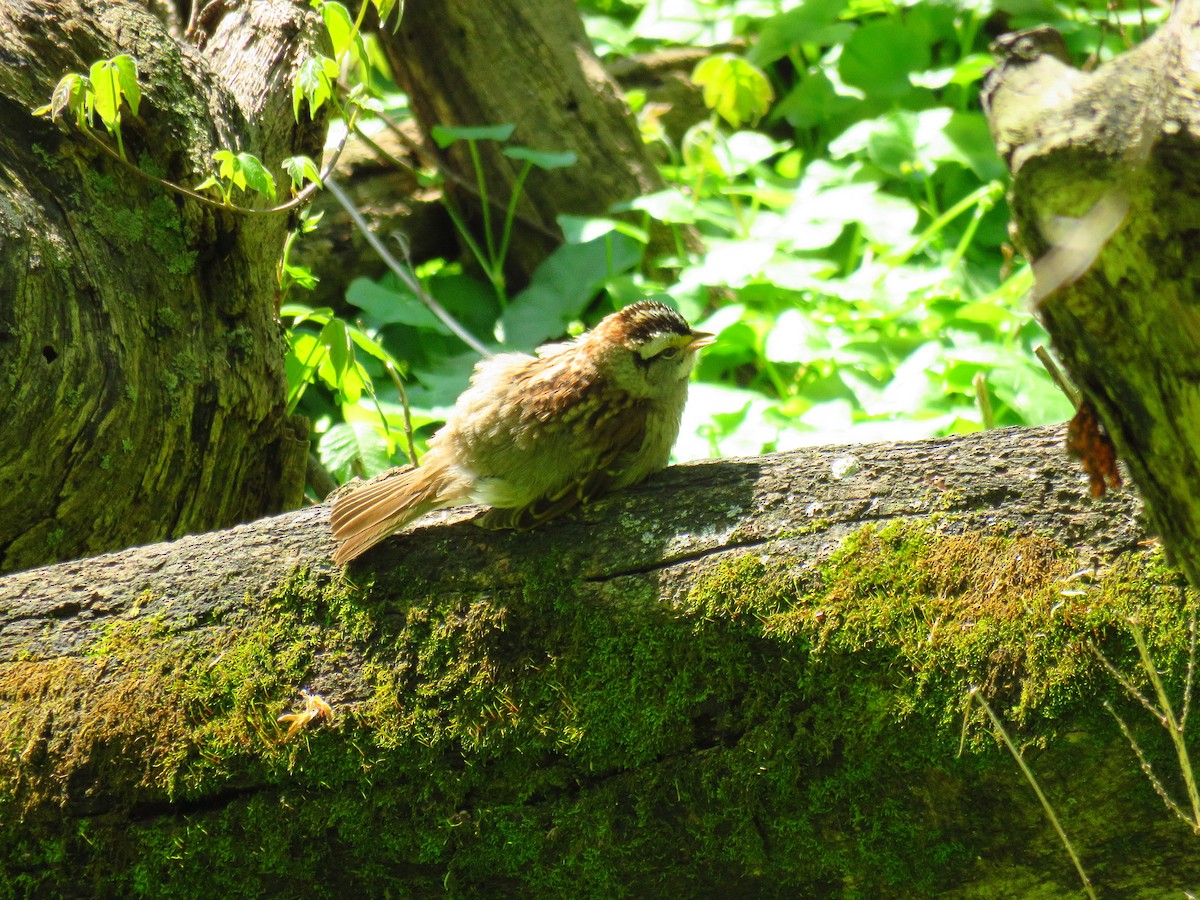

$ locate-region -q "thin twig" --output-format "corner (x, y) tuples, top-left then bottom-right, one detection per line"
(1088, 638), (1169, 727)
(1034, 345), (1082, 407)
(1130, 622), (1200, 825)
(81, 109), (355, 216)
(968, 688), (1096, 898)
(1103, 699), (1198, 831)
(383, 360), (419, 468)
(973, 371), (994, 429)
(323, 176), (493, 357)
(1182, 595), (1197, 731)
(373, 109), (560, 241)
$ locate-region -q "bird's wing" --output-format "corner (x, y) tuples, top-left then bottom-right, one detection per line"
(477, 402), (648, 530)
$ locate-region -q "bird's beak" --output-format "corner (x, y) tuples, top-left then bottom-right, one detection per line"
(688, 331), (716, 350)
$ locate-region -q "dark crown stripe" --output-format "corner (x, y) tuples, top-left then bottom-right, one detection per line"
(621, 300), (691, 342)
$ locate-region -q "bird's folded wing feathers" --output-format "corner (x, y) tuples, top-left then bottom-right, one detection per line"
(478, 404), (648, 530)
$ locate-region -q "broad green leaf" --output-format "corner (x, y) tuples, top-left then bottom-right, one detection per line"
(765, 309), (828, 363)
(501, 146), (577, 169)
(839, 21), (930, 99)
(319, 421), (393, 479)
(692, 54), (774, 128)
(774, 71), (860, 130)
(345, 277), (452, 332)
(430, 123), (515, 147)
(321, 2), (357, 60)
(235, 152), (276, 200)
(89, 59), (122, 128)
(624, 189), (697, 224)
(501, 232), (643, 348)
(558, 215), (648, 246)
(347, 324), (402, 367)
(110, 55), (140, 116)
(749, 0), (851, 66)
(212, 150), (241, 188)
(678, 239), (776, 289)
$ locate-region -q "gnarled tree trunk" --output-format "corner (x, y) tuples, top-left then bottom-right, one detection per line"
(0, 0), (319, 573)
(983, 0), (1200, 593)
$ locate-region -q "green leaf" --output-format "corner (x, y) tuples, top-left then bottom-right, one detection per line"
(764, 309), (828, 364)
(430, 123), (515, 147)
(749, 0), (851, 66)
(373, 0), (403, 31)
(775, 71), (860, 130)
(193, 174), (221, 195)
(501, 232), (644, 348)
(501, 146), (577, 169)
(345, 278), (452, 332)
(89, 59), (121, 128)
(692, 54), (774, 128)
(283, 155), (323, 190)
(110, 55), (140, 116)
(294, 56), (333, 121)
(558, 215), (648, 246)
(321, 1), (358, 60)
(624, 189), (697, 224)
(282, 262), (319, 290)
(35, 73), (90, 123)
(212, 150), (241, 188)
(235, 152), (276, 200)
(839, 21), (930, 99)
(319, 421), (393, 481)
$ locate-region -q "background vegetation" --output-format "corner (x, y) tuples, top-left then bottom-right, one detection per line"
(284, 0), (1166, 490)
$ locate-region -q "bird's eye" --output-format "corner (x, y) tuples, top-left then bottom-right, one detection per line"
(656, 346), (680, 360)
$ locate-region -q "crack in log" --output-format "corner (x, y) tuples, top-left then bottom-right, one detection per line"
(583, 537), (775, 583)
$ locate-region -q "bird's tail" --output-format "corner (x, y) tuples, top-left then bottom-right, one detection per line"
(330, 461), (462, 565)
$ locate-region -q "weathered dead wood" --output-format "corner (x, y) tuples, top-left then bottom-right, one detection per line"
(983, 1), (1200, 593)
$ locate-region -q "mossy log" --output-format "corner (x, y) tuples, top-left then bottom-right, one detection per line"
(983, 0), (1200, 595)
(3, 425), (1199, 896)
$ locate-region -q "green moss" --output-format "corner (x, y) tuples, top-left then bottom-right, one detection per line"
(2, 526), (1196, 896)
(221, 326), (255, 356)
(156, 306), (184, 332)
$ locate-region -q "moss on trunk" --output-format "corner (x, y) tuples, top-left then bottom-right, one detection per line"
(3, 517), (1196, 897)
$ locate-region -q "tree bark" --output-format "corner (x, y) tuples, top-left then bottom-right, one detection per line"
(380, 0), (684, 293)
(3, 425), (1198, 896)
(0, 0), (319, 573)
(983, 1), (1200, 593)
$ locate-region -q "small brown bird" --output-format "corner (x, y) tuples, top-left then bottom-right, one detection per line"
(330, 300), (713, 565)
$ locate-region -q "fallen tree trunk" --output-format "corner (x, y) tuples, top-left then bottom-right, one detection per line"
(2, 425), (1197, 896)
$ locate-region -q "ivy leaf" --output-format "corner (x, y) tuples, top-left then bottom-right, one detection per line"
(692, 54), (774, 128)
(321, 2), (354, 56)
(34, 73), (91, 125)
(294, 56), (334, 122)
(319, 421), (392, 481)
(283, 155), (323, 190)
(89, 59), (121, 129)
(235, 152), (276, 200)
(109, 55), (140, 116)
(212, 150), (242, 189)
